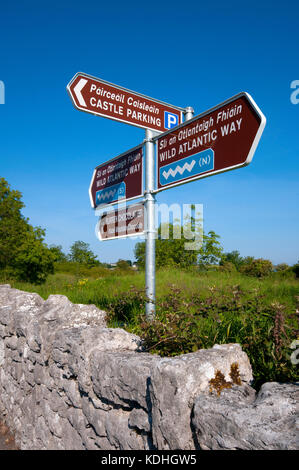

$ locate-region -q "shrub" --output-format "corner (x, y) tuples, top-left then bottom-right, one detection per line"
(106, 287), (145, 327)
(270, 268), (295, 280)
(49, 245), (67, 262)
(135, 224), (222, 269)
(219, 261), (237, 273)
(220, 250), (244, 270)
(275, 263), (289, 272)
(116, 259), (132, 271)
(292, 262), (299, 278)
(107, 285), (299, 388)
(12, 227), (56, 284)
(239, 258), (273, 278)
(0, 178), (55, 284)
(54, 262), (109, 279)
(68, 241), (99, 267)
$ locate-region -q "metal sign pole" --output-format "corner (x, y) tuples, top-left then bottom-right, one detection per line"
(144, 108), (194, 321)
(144, 129), (157, 320)
(184, 106), (194, 121)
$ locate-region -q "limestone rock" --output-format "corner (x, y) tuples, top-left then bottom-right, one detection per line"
(192, 382), (299, 450)
(149, 343), (253, 450)
(104, 408), (145, 450)
(128, 407), (151, 433)
(90, 350), (159, 410)
(42, 294), (106, 330)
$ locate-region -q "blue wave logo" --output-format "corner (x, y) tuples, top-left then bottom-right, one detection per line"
(96, 182), (126, 206)
(160, 149), (214, 186)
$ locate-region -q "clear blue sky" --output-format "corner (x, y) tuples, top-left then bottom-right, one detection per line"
(0, 0), (298, 265)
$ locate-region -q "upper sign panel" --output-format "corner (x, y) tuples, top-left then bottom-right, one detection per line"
(155, 92), (266, 191)
(67, 72), (184, 133)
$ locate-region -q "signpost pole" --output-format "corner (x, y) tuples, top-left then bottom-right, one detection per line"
(184, 106), (194, 121)
(144, 108), (194, 321)
(144, 129), (157, 321)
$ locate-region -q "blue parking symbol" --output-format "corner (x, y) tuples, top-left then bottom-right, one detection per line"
(164, 111), (179, 129)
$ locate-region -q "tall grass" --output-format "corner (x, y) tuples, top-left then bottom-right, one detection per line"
(2, 267), (298, 311)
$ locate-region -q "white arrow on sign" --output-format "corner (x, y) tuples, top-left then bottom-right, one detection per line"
(73, 78), (87, 107)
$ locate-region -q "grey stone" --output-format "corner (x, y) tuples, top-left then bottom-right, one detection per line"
(89, 394), (113, 411)
(149, 343), (253, 450)
(26, 322), (42, 353)
(4, 336), (18, 350)
(9, 361), (23, 382)
(66, 406), (88, 438)
(23, 368), (35, 388)
(47, 389), (68, 417)
(129, 407), (151, 433)
(62, 424), (86, 450)
(62, 379), (82, 408)
(84, 327), (143, 352)
(81, 395), (107, 437)
(192, 382), (299, 450)
(90, 350), (159, 410)
(51, 326), (143, 391)
(41, 294), (106, 333)
(33, 415), (54, 449)
(43, 401), (64, 438)
(13, 292), (44, 338)
(0, 340), (5, 366)
(33, 363), (46, 385)
(7, 348), (22, 363)
(104, 408), (145, 450)
(0, 324), (10, 339)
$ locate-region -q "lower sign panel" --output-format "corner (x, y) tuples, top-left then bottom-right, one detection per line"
(98, 203), (145, 241)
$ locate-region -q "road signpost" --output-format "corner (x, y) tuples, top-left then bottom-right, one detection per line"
(68, 72), (188, 319)
(89, 145), (143, 209)
(67, 72), (266, 321)
(97, 203), (144, 241)
(67, 72), (185, 133)
(155, 92), (266, 192)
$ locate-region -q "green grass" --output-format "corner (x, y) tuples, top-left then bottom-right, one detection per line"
(2, 267), (299, 311)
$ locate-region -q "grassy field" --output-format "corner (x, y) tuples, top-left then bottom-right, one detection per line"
(1, 266), (299, 388)
(3, 267), (299, 310)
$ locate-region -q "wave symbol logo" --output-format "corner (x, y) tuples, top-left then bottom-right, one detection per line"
(97, 189), (117, 201)
(159, 149), (214, 187)
(162, 160), (196, 180)
(95, 182), (126, 206)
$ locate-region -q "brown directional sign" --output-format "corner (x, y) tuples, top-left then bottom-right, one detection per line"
(67, 72), (184, 133)
(89, 145), (143, 208)
(155, 92), (266, 192)
(98, 203), (144, 241)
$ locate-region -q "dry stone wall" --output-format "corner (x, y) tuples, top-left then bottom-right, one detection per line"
(0, 284), (297, 450)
